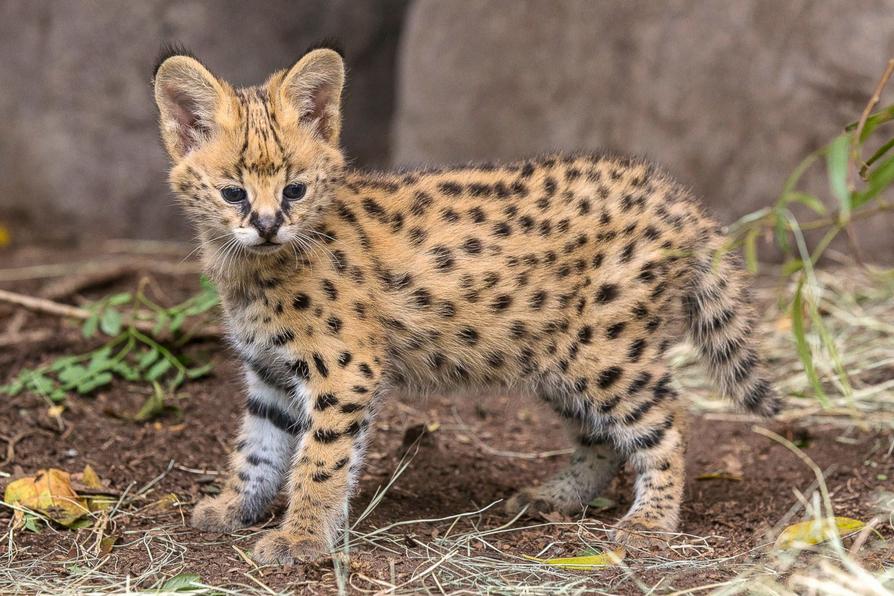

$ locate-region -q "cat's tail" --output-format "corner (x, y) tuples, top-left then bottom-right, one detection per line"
(684, 237), (780, 417)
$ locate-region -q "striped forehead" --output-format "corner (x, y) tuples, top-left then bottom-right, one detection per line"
(234, 87), (287, 177)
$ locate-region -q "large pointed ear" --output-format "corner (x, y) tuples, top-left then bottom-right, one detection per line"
(153, 51), (229, 160)
(278, 49), (345, 145)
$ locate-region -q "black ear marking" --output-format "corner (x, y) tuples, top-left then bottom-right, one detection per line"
(153, 42), (198, 78)
(303, 37), (346, 59)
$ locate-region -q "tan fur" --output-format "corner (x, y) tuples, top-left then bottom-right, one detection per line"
(154, 48), (778, 564)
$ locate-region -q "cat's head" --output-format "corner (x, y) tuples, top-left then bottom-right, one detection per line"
(153, 45), (346, 259)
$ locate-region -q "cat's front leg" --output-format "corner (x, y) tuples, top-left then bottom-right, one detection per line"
(192, 364), (307, 532)
(251, 354), (381, 565)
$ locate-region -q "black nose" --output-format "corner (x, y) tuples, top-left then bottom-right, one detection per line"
(250, 211), (283, 241)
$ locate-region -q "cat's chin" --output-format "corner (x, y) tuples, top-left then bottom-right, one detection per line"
(244, 242), (286, 255)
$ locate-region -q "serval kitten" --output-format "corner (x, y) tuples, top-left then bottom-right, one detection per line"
(153, 45), (779, 565)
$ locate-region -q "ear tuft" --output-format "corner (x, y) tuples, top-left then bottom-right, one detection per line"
(303, 38), (346, 59)
(153, 42), (197, 79)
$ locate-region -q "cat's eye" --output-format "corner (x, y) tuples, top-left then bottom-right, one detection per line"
(283, 183), (307, 201)
(220, 186), (247, 203)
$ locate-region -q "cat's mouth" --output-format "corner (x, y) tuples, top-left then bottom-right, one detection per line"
(246, 241), (285, 254)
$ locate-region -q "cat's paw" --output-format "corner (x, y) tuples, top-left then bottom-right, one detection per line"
(252, 529), (329, 566)
(191, 491), (253, 533)
(611, 519), (673, 551)
(505, 487), (581, 516)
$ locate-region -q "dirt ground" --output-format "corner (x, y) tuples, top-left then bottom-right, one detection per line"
(1, 247), (892, 594)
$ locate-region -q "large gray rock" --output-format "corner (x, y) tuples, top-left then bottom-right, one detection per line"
(0, 0), (406, 243)
(395, 0), (894, 261)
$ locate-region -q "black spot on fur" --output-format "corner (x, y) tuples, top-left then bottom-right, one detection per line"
(595, 283), (619, 303)
(321, 279), (338, 301)
(312, 353), (329, 378)
(458, 327), (479, 345)
(597, 366), (623, 389)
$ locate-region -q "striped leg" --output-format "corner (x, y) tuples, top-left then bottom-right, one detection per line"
(191, 368), (308, 532)
(252, 367), (379, 565)
(610, 397), (687, 549)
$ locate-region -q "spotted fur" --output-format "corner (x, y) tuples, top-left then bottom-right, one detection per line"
(153, 47), (779, 563)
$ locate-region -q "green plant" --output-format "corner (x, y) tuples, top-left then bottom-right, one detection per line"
(725, 60), (894, 405)
(0, 276), (219, 411)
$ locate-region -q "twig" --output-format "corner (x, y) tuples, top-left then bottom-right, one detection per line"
(0, 288), (221, 340)
(851, 58), (894, 164)
(0, 258), (202, 283)
(0, 329), (55, 347)
(0, 431), (34, 467)
(40, 264), (135, 301)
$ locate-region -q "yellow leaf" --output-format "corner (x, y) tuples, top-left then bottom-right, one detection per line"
(99, 534), (118, 555)
(3, 469), (89, 527)
(523, 548), (624, 570)
(426, 421), (441, 433)
(47, 405), (65, 419)
(147, 493), (181, 512)
(775, 517), (866, 550)
(81, 465), (103, 490)
(0, 225), (10, 247)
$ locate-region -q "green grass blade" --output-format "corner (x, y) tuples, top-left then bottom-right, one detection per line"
(791, 280), (830, 407)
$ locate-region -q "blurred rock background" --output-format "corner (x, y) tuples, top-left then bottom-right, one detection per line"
(0, 0), (407, 243)
(1, 0), (892, 260)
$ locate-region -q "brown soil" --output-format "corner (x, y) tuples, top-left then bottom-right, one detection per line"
(1, 247), (892, 594)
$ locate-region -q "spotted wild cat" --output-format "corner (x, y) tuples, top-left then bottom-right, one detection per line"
(152, 44), (779, 565)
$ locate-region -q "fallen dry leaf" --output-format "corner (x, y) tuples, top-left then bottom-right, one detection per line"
(523, 548), (625, 570)
(3, 468), (89, 527)
(775, 517), (866, 550)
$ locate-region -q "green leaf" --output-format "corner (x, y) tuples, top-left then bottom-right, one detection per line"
(152, 313), (170, 336)
(145, 358), (172, 382)
(783, 191), (827, 215)
(773, 211), (791, 254)
(107, 292), (132, 306)
(57, 365), (89, 385)
(81, 313), (99, 338)
(113, 362), (140, 382)
(587, 496), (616, 510)
(87, 347), (114, 373)
(854, 153), (894, 208)
(76, 372), (113, 394)
(22, 513), (43, 533)
(744, 228), (759, 274)
(845, 104), (894, 140)
(50, 356), (80, 372)
(169, 312), (187, 333)
(792, 281), (829, 407)
(860, 137), (894, 177)
(137, 348), (161, 370)
(100, 308), (123, 336)
(29, 374), (56, 396)
(185, 363), (213, 380)
(1, 374), (27, 396)
(826, 134), (851, 219)
(782, 258), (804, 276)
(160, 572), (203, 592)
(134, 385), (164, 422)
(134, 382), (181, 422)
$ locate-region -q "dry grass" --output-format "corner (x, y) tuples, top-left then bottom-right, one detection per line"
(2, 264), (892, 595)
